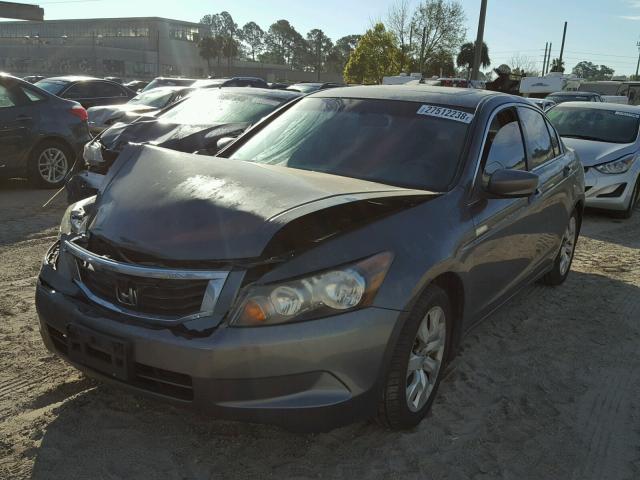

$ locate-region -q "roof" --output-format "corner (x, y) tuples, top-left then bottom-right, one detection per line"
(193, 87), (301, 100)
(552, 102), (640, 113)
(549, 91), (600, 96)
(37, 76), (99, 83)
(310, 85), (508, 109)
(0, 17), (203, 27)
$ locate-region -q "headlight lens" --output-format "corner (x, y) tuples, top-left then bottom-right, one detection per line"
(231, 252), (394, 327)
(59, 195), (96, 237)
(83, 139), (103, 166)
(594, 155), (637, 174)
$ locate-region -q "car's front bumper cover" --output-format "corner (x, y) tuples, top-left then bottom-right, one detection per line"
(584, 167), (637, 211)
(35, 258), (401, 430)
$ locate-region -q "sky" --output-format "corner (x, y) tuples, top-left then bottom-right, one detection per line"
(15, 0), (640, 75)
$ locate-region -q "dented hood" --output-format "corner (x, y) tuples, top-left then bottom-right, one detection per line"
(89, 145), (436, 261)
(99, 118), (249, 154)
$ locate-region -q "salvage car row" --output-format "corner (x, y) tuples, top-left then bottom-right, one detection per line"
(0, 71), (638, 430)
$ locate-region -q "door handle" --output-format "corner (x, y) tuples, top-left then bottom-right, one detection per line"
(16, 115), (32, 121)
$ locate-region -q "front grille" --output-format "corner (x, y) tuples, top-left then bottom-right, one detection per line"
(77, 263), (209, 318)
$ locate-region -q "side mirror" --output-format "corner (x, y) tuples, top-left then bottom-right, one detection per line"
(486, 169), (539, 198)
(216, 136), (235, 151)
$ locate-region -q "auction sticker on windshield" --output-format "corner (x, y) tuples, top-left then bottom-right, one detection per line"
(417, 105), (474, 124)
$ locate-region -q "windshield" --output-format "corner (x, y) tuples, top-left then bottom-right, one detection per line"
(129, 89), (176, 108)
(547, 94), (594, 103)
(142, 78), (194, 92)
(548, 107), (640, 144)
(288, 84), (320, 93)
(35, 79), (67, 95)
(159, 90), (287, 126)
(229, 97), (470, 191)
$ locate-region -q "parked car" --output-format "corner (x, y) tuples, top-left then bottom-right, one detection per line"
(546, 91), (604, 104)
(23, 75), (46, 84)
(529, 98), (556, 111)
(124, 80), (150, 92)
(547, 102), (640, 217)
(286, 82), (344, 93)
(268, 82), (291, 90)
(87, 86), (194, 134)
(35, 76), (136, 109)
(192, 77), (269, 89)
(141, 77), (197, 92)
(104, 77), (123, 84)
(38, 86), (584, 431)
(66, 87), (301, 202)
(0, 73), (91, 188)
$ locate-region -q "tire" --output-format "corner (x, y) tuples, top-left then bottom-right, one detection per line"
(28, 141), (73, 189)
(619, 176), (640, 220)
(541, 211), (579, 286)
(377, 285), (452, 429)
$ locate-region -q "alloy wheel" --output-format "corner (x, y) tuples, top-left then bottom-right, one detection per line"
(559, 216), (577, 276)
(406, 305), (446, 412)
(37, 147), (69, 185)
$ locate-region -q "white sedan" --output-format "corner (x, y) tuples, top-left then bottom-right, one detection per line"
(548, 102), (640, 218)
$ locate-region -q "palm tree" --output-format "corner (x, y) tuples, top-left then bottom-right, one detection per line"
(550, 58), (565, 73)
(456, 42), (490, 72)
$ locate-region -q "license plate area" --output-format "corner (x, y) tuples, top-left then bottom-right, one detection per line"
(66, 324), (131, 381)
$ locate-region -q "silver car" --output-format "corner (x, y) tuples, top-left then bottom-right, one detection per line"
(548, 102), (640, 218)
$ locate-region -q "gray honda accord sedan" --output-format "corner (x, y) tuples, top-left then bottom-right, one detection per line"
(36, 86), (585, 431)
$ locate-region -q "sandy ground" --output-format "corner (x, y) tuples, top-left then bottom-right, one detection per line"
(0, 178), (639, 480)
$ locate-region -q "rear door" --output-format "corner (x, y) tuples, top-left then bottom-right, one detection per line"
(465, 106), (539, 319)
(94, 81), (131, 106)
(0, 81), (39, 174)
(517, 106), (572, 269)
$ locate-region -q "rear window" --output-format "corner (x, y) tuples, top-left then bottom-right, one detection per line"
(129, 89), (176, 108)
(548, 107), (640, 144)
(159, 90), (287, 126)
(229, 97), (471, 191)
(35, 79), (67, 95)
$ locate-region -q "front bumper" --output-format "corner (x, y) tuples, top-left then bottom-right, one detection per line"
(584, 167), (638, 211)
(35, 258), (400, 430)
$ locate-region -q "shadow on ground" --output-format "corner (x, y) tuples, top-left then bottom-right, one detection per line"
(29, 271), (640, 480)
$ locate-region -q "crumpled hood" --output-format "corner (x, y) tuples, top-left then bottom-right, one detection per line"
(89, 145), (435, 261)
(98, 119), (249, 154)
(88, 104), (157, 128)
(562, 137), (636, 167)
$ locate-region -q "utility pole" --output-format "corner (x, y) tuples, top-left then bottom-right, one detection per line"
(558, 21), (567, 71)
(471, 0), (488, 81)
(545, 42), (552, 75)
(635, 41), (640, 80)
(542, 42), (549, 75)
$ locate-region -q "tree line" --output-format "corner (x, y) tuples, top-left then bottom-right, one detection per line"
(198, 11), (361, 77)
(197, 2), (618, 84)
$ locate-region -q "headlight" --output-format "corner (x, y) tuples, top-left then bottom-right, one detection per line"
(594, 155), (637, 174)
(83, 139), (104, 166)
(231, 252), (394, 327)
(59, 195), (96, 237)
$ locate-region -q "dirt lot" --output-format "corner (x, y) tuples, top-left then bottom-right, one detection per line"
(1, 178), (639, 480)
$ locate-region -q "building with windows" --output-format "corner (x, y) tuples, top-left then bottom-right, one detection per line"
(0, 17), (209, 79)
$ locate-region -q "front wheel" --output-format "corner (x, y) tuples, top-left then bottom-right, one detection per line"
(29, 141), (73, 189)
(541, 212), (578, 286)
(377, 285), (452, 429)
(619, 176), (640, 219)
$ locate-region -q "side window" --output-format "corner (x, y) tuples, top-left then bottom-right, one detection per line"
(0, 85), (16, 108)
(19, 86), (46, 103)
(95, 82), (126, 97)
(481, 107), (527, 182)
(518, 107), (555, 169)
(545, 119), (561, 157)
(65, 82), (93, 99)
